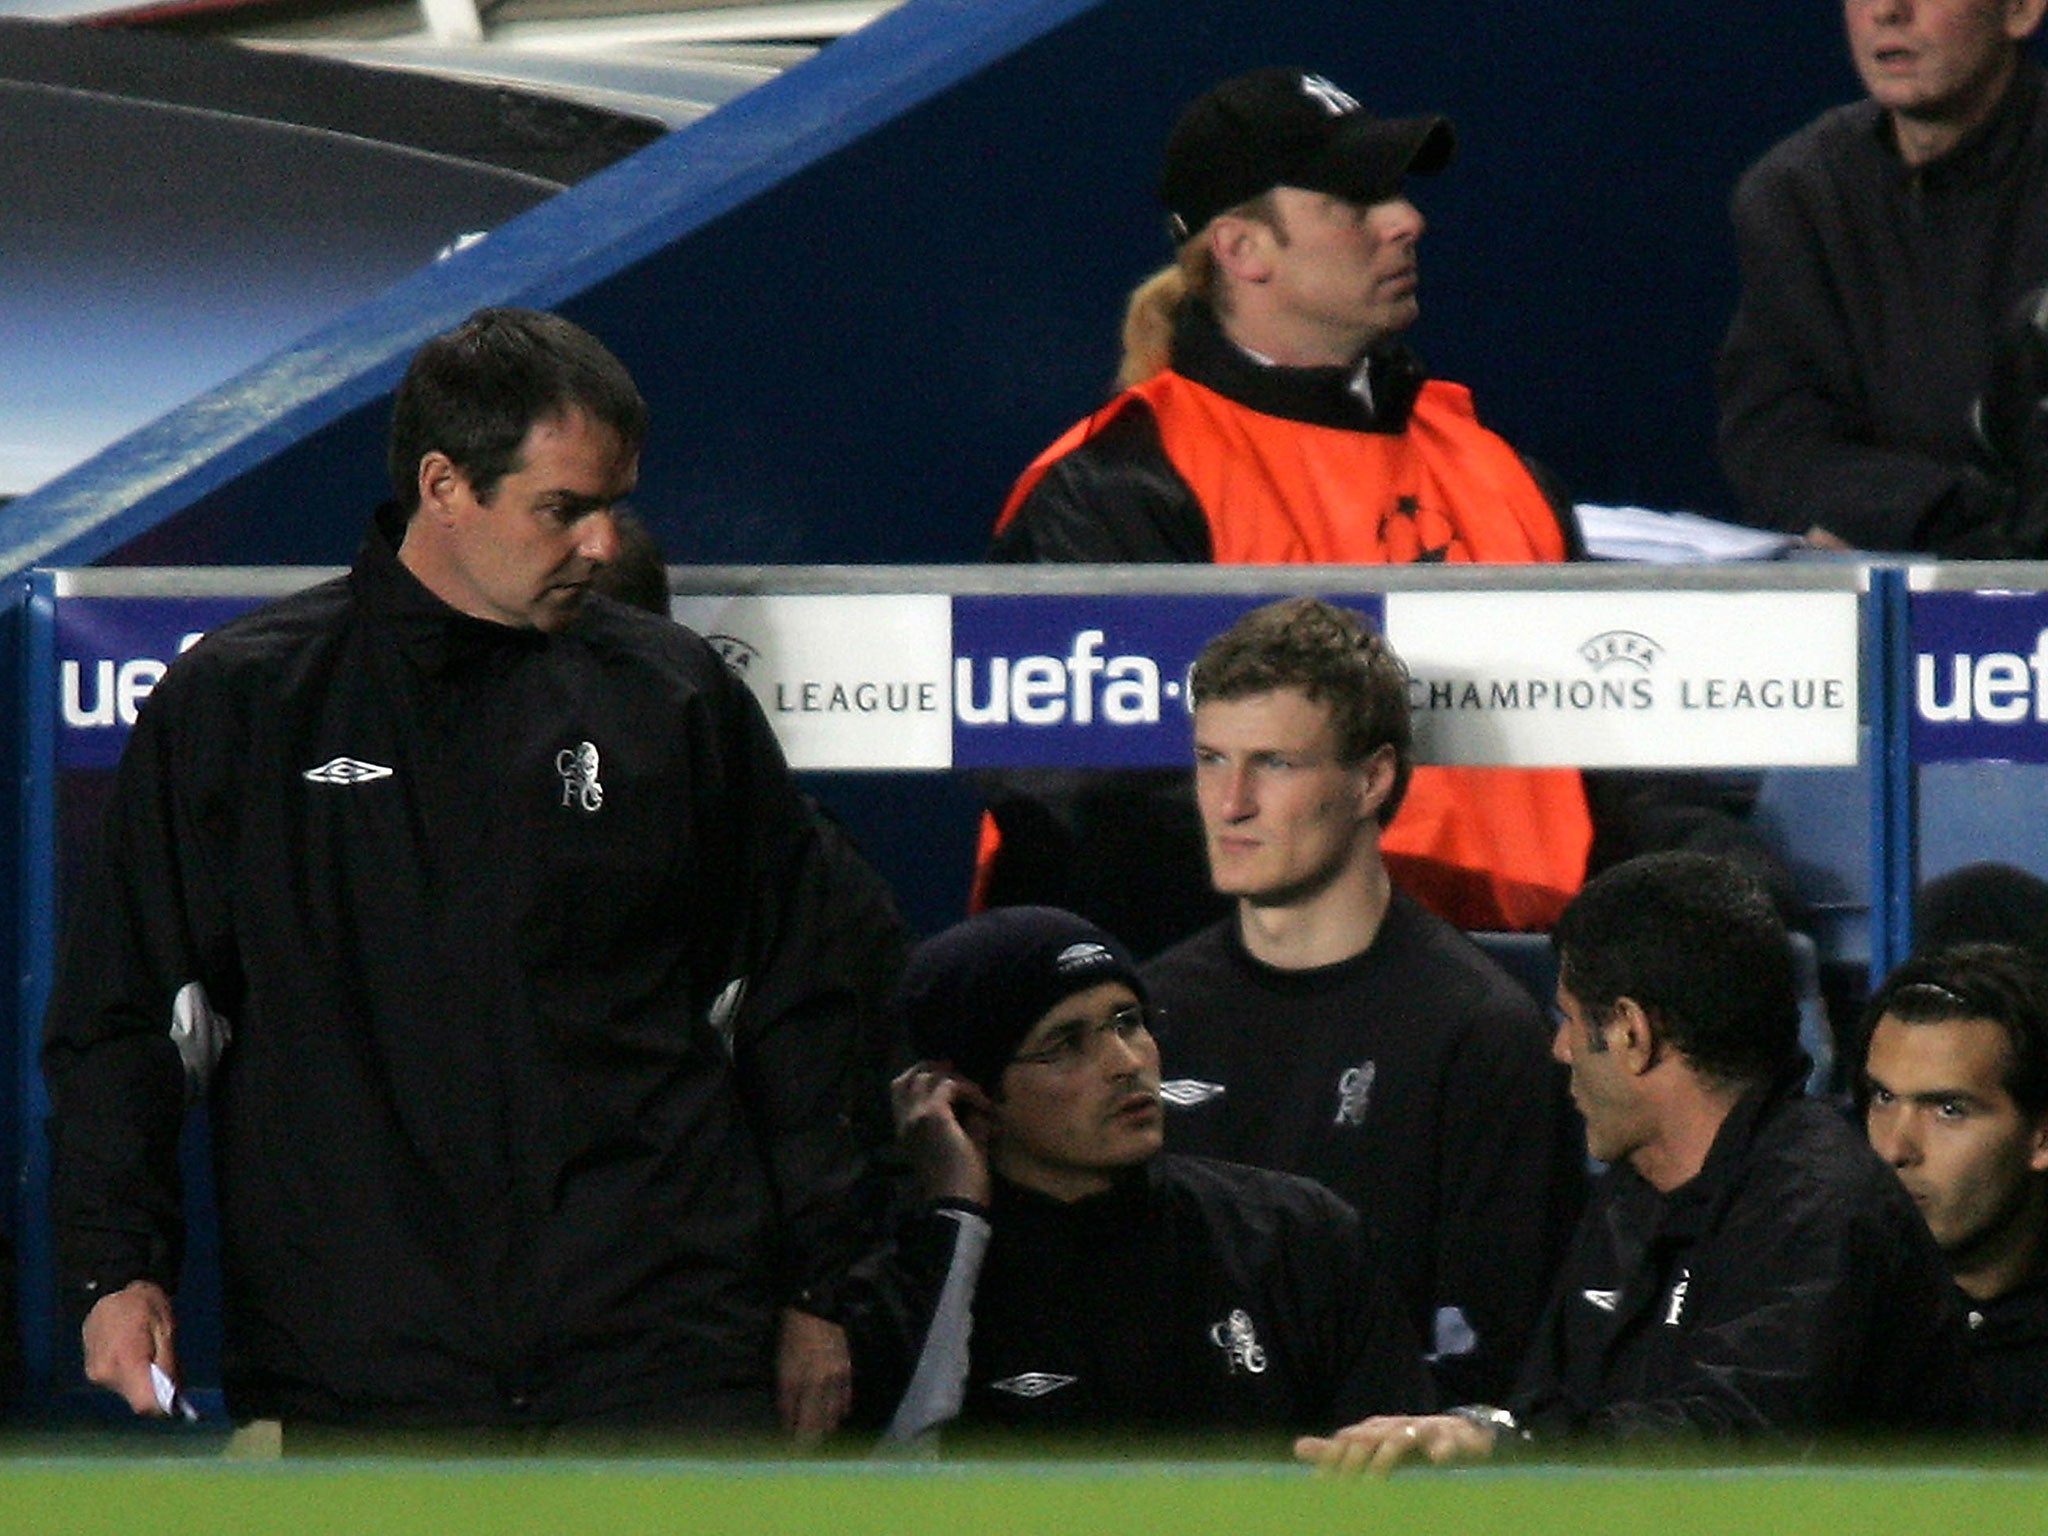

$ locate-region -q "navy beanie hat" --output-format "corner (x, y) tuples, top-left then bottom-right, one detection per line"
(893, 907), (1146, 1091)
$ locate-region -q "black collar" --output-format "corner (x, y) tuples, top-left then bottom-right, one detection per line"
(350, 502), (551, 675)
(1655, 1060), (1814, 1243)
(1879, 57), (2046, 195)
(1168, 298), (1427, 433)
(991, 1163), (1156, 1232)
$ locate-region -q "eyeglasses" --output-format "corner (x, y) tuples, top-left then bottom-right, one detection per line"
(1010, 1003), (1159, 1070)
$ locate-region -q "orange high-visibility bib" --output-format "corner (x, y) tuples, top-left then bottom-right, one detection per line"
(999, 371), (1592, 931)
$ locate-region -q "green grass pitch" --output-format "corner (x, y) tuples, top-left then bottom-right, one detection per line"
(7, 1454), (2048, 1536)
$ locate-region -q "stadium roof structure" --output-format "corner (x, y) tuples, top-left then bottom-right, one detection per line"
(57, 0), (903, 123)
(0, 0), (898, 499)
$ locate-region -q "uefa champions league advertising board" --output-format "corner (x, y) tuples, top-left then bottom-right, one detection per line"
(57, 586), (1860, 772)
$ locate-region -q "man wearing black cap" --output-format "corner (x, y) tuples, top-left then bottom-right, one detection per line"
(838, 906), (1430, 1447)
(976, 67), (1592, 951)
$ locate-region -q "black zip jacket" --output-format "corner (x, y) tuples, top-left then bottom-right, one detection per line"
(1717, 62), (2048, 551)
(1964, 1270), (2048, 1432)
(1513, 1072), (1975, 1438)
(44, 507), (873, 1427)
(841, 1155), (1432, 1448)
(1145, 899), (1585, 1406)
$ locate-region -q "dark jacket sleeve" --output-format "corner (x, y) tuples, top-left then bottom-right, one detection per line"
(837, 1202), (991, 1434)
(1514, 1157), (1974, 1438)
(1429, 996), (1586, 1406)
(42, 673), (220, 1317)
(1297, 1190), (1437, 1425)
(707, 662), (891, 1311)
(988, 403), (1213, 563)
(1715, 160), (1972, 550)
(1976, 281), (2048, 557)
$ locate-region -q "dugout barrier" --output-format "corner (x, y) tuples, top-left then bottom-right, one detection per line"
(14, 556), (2025, 1422)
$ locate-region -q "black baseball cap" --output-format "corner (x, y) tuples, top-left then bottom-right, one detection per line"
(1160, 67), (1456, 241)
(893, 907), (1147, 1093)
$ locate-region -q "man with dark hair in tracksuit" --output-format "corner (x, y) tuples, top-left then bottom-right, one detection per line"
(1863, 942), (2048, 1431)
(1717, 0), (2048, 553)
(45, 308), (874, 1444)
(1299, 853), (1975, 1474)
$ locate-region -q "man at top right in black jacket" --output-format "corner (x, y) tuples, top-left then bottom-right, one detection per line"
(1717, 0), (2048, 553)
(1300, 851), (1976, 1474)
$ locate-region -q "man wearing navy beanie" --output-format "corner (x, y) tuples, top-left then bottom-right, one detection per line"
(839, 906), (1429, 1449)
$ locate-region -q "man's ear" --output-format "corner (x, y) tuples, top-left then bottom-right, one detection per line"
(416, 451), (467, 524)
(2027, 1111), (2048, 1175)
(1208, 213), (1276, 285)
(1354, 745), (1399, 822)
(1610, 997), (1659, 1075)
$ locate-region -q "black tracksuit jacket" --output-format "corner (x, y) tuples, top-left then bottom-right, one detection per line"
(1513, 1074), (1975, 1438)
(44, 508), (872, 1427)
(843, 1155), (1432, 1447)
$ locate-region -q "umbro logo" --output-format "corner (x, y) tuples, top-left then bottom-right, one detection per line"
(303, 757), (393, 785)
(1581, 1289), (1620, 1313)
(1159, 1079), (1226, 1108)
(1055, 941), (1112, 974)
(990, 1372), (1077, 1399)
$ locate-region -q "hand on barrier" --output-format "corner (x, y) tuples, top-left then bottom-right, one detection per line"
(1294, 1412), (1498, 1476)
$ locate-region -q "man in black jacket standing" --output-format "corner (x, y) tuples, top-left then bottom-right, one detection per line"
(845, 906), (1429, 1448)
(45, 308), (872, 1443)
(1299, 852), (1975, 1473)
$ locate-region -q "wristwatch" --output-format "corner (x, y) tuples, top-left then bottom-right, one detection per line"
(1448, 1404), (1527, 1443)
